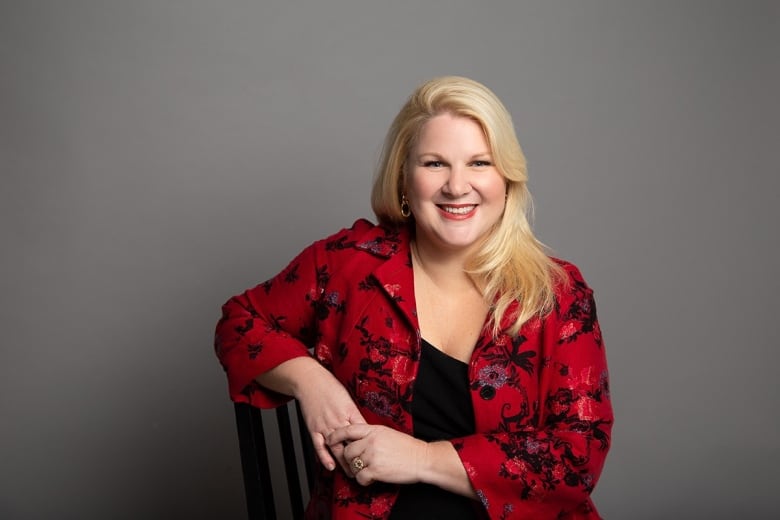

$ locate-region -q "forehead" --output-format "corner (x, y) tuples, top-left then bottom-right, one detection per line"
(413, 113), (488, 151)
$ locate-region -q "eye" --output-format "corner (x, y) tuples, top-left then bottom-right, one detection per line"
(423, 160), (444, 168)
(471, 160), (492, 167)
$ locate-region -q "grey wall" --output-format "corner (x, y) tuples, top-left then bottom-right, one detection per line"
(2, 1), (778, 518)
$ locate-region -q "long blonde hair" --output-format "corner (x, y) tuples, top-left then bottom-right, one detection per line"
(371, 76), (566, 335)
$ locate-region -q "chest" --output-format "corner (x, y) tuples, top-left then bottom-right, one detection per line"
(315, 280), (545, 433)
(413, 279), (490, 364)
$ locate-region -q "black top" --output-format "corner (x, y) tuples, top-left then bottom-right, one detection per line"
(388, 339), (481, 519)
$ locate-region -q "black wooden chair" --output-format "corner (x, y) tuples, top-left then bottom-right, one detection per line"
(234, 401), (317, 520)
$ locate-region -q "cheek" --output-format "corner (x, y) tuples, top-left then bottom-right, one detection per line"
(495, 174), (508, 197)
(477, 174), (507, 202)
(407, 172), (436, 200)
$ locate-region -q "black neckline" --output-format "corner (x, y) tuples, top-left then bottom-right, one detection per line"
(420, 338), (469, 367)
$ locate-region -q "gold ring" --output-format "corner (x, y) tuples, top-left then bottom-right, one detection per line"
(350, 456), (365, 473)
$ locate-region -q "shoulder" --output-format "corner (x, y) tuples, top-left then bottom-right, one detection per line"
(549, 257), (597, 316)
(548, 257), (602, 345)
(313, 218), (410, 259)
(551, 257), (588, 286)
(550, 257), (593, 297)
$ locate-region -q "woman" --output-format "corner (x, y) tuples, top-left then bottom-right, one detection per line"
(215, 76), (612, 519)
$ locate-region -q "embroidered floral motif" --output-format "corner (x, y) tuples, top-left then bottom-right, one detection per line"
(475, 364), (509, 400)
(358, 274), (379, 291)
(246, 343), (263, 360)
(368, 495), (393, 517)
(284, 262), (300, 283)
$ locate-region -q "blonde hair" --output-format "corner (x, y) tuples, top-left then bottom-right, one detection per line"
(371, 76), (566, 335)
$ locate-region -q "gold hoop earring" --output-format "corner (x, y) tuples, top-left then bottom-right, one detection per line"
(400, 195), (411, 218)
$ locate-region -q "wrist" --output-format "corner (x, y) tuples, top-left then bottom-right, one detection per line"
(418, 440), (445, 484)
(417, 440), (476, 499)
(288, 357), (329, 399)
(257, 356), (324, 398)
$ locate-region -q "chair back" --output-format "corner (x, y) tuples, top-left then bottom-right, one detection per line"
(234, 401), (316, 520)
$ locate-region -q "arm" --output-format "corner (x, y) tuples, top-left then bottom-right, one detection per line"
(214, 245), (318, 408)
(327, 424), (477, 498)
(214, 231), (366, 470)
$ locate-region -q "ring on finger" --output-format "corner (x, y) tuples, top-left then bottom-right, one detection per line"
(350, 456), (365, 474)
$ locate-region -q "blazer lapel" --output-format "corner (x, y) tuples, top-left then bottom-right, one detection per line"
(353, 224), (419, 334)
(371, 246), (418, 334)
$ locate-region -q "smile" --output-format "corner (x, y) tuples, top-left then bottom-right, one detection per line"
(438, 204), (477, 216)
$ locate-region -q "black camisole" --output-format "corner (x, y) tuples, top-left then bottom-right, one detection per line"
(388, 339), (481, 519)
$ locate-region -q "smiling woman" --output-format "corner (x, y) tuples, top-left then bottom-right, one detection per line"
(215, 76), (613, 519)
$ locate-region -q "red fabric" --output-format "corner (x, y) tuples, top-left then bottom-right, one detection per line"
(215, 219), (612, 520)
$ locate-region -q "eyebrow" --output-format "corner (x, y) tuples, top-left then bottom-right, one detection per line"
(415, 152), (493, 159)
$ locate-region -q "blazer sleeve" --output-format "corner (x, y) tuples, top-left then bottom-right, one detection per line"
(214, 240), (327, 408)
(453, 264), (613, 519)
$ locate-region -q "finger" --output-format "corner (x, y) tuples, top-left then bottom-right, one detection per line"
(355, 470), (374, 487)
(348, 410), (368, 425)
(326, 428), (351, 447)
(336, 453), (354, 477)
(327, 424), (369, 446)
(326, 445), (355, 477)
(329, 440), (345, 460)
(335, 439), (369, 478)
(311, 432), (336, 471)
(328, 441), (353, 476)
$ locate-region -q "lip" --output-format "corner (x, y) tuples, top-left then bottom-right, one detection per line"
(436, 203), (477, 220)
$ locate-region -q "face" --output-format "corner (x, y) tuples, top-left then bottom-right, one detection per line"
(405, 113), (507, 256)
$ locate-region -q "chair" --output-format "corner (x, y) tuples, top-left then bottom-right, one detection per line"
(234, 401), (317, 520)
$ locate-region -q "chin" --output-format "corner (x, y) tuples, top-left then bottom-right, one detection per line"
(435, 234), (483, 251)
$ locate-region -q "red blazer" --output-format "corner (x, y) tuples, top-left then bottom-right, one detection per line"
(215, 219), (612, 520)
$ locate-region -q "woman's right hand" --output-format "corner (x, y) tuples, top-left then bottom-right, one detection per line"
(256, 356), (366, 472)
(295, 362), (367, 472)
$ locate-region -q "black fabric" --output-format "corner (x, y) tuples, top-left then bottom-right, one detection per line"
(389, 339), (481, 519)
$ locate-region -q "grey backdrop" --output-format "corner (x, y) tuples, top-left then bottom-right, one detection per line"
(2, 1), (778, 518)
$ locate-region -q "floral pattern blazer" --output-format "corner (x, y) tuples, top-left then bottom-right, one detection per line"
(215, 219), (612, 520)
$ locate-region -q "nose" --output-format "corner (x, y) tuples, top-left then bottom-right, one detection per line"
(442, 165), (471, 197)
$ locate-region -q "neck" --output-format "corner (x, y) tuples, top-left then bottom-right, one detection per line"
(411, 239), (481, 293)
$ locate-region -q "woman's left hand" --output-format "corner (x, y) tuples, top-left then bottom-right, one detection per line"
(327, 424), (428, 486)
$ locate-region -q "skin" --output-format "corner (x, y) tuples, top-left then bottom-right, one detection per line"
(404, 112), (507, 363)
(255, 357), (366, 474)
(258, 113), (508, 498)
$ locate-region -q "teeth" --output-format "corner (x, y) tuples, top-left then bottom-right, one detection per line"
(442, 205), (475, 215)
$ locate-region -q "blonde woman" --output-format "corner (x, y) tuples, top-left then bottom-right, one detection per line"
(216, 76), (612, 519)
